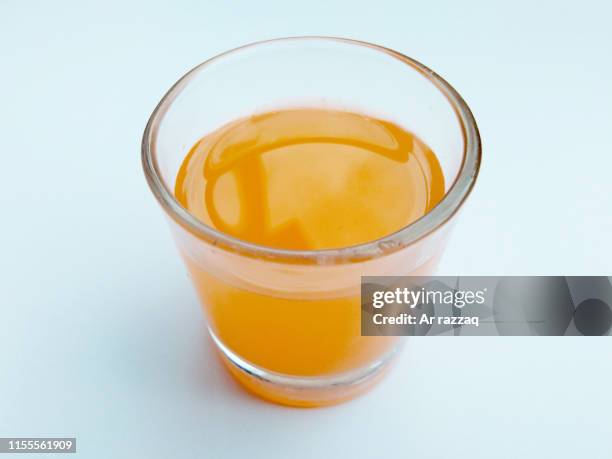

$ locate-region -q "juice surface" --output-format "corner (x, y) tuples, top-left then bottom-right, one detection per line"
(175, 109), (445, 250)
(174, 109), (445, 380)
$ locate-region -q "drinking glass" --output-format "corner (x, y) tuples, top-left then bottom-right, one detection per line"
(142, 37), (481, 407)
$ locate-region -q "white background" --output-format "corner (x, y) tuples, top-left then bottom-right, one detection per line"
(1, 1), (611, 457)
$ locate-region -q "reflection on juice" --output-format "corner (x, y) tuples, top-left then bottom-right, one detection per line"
(175, 109), (444, 382)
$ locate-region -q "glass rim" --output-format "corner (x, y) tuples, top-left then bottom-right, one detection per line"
(141, 36), (481, 264)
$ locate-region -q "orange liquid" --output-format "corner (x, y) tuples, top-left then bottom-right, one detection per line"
(175, 109), (445, 401)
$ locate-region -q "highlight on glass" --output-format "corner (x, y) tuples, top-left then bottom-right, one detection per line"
(142, 37), (481, 407)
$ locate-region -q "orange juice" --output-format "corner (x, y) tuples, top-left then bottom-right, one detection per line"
(174, 109), (444, 396)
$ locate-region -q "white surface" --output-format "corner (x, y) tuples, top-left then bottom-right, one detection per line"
(1, 1), (611, 457)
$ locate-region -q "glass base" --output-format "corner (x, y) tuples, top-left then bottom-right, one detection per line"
(209, 329), (401, 407)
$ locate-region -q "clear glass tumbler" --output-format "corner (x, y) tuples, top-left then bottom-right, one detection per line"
(142, 37), (481, 407)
